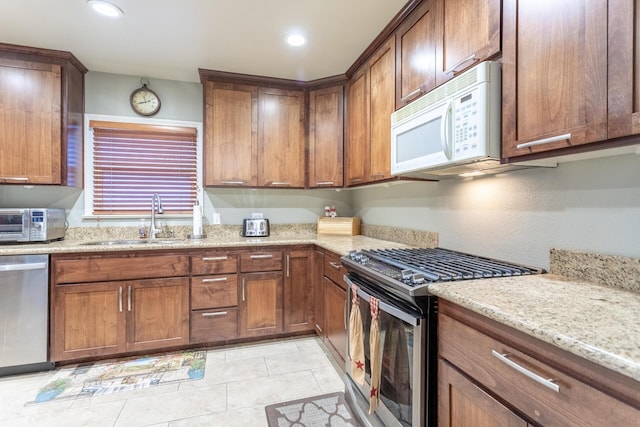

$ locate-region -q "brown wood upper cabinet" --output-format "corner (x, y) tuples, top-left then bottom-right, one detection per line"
(203, 82), (258, 187)
(347, 37), (396, 186)
(200, 72), (306, 188)
(308, 85), (345, 188)
(258, 88), (305, 188)
(0, 43), (86, 186)
(608, 0), (640, 140)
(502, 0), (609, 160)
(395, 0), (439, 109)
(434, 0), (501, 87)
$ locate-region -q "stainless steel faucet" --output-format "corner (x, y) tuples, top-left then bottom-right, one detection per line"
(149, 193), (164, 239)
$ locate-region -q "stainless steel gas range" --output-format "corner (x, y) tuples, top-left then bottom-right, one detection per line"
(341, 247), (543, 427)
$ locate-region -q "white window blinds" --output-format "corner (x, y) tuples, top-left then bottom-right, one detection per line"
(89, 120), (198, 215)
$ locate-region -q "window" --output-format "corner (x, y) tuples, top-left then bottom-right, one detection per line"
(86, 118), (201, 216)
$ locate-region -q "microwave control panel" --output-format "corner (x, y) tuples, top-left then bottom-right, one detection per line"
(452, 86), (486, 158)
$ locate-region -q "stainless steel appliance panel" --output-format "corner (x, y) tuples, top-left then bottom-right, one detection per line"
(0, 254), (54, 376)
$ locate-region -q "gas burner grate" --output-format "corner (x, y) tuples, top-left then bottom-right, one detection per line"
(363, 247), (541, 282)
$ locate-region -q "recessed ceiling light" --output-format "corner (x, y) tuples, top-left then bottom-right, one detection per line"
(284, 33), (307, 47)
(88, 0), (123, 17)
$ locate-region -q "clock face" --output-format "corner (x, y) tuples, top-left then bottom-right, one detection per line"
(130, 86), (161, 116)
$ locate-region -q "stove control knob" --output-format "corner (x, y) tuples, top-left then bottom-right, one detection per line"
(411, 273), (426, 285)
(349, 250), (358, 260)
(360, 255), (369, 264)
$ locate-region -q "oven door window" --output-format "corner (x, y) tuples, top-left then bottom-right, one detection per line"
(0, 214), (25, 234)
(359, 300), (416, 426)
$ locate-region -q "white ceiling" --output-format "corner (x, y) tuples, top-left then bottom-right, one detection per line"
(0, 0), (408, 83)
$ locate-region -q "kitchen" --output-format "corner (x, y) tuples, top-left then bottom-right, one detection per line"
(1, 0), (639, 426)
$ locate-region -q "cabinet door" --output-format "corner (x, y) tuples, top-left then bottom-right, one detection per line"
(0, 58), (62, 184)
(323, 277), (347, 366)
(308, 85), (344, 188)
(436, 0), (501, 86)
(238, 271), (283, 337)
(313, 250), (325, 336)
(204, 81), (258, 187)
(346, 68), (369, 186)
(284, 250), (314, 333)
(127, 277), (189, 352)
(395, 0), (438, 108)
(502, 0), (608, 160)
(50, 282), (126, 361)
(369, 37), (396, 182)
(608, 0), (640, 139)
(438, 359), (529, 427)
(258, 88), (306, 187)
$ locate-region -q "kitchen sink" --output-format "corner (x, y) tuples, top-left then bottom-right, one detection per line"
(81, 239), (183, 246)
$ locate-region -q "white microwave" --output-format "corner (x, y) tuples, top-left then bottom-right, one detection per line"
(390, 61), (502, 177)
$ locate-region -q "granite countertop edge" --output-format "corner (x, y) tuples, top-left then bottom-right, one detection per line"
(428, 275), (640, 383)
(0, 234), (408, 257)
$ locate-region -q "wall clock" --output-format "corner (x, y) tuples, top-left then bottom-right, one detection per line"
(130, 78), (161, 116)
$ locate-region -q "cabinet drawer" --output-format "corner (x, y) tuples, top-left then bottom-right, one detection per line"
(240, 251), (282, 272)
(323, 254), (346, 290)
(191, 275), (238, 310)
(191, 253), (238, 275)
(439, 314), (639, 426)
(190, 308), (238, 343)
(53, 254), (189, 284)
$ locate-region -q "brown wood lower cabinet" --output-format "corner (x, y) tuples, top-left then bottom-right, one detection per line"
(438, 359), (528, 427)
(50, 253), (190, 362)
(439, 300), (640, 426)
(189, 252), (239, 344)
(238, 271), (283, 337)
(284, 249), (314, 333)
(323, 276), (347, 366)
(51, 277), (189, 361)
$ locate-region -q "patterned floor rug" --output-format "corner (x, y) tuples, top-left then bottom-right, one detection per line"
(265, 392), (361, 427)
(26, 350), (206, 405)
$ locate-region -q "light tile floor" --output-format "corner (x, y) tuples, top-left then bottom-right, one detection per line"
(0, 336), (345, 427)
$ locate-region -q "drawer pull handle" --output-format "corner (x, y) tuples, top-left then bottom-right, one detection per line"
(250, 254), (273, 259)
(516, 133), (572, 150)
(202, 311), (228, 317)
(221, 180), (245, 185)
(0, 176), (29, 182)
(315, 181), (335, 186)
(202, 256), (228, 261)
(492, 350), (560, 393)
(202, 277), (228, 283)
(329, 261), (342, 270)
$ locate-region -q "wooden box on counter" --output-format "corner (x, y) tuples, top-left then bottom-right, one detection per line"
(317, 217), (361, 236)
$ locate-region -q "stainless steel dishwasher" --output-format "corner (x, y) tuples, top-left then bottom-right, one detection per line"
(0, 254), (54, 376)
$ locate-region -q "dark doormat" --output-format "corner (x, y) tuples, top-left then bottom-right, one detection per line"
(265, 391), (362, 427)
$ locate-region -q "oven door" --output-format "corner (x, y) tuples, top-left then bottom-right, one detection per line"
(344, 274), (427, 427)
(0, 210), (29, 242)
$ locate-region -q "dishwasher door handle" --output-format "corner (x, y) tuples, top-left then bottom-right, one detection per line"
(0, 262), (48, 272)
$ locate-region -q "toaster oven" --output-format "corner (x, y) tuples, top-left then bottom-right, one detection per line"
(0, 208), (66, 243)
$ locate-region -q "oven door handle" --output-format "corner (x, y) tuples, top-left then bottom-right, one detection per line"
(344, 275), (421, 326)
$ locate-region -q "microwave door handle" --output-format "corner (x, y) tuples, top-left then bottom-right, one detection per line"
(440, 99), (454, 160)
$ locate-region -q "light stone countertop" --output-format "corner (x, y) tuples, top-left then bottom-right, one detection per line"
(428, 274), (640, 383)
(0, 234), (408, 257)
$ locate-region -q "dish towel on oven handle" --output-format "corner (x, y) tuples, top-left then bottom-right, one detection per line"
(348, 284), (365, 385)
(369, 296), (381, 414)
